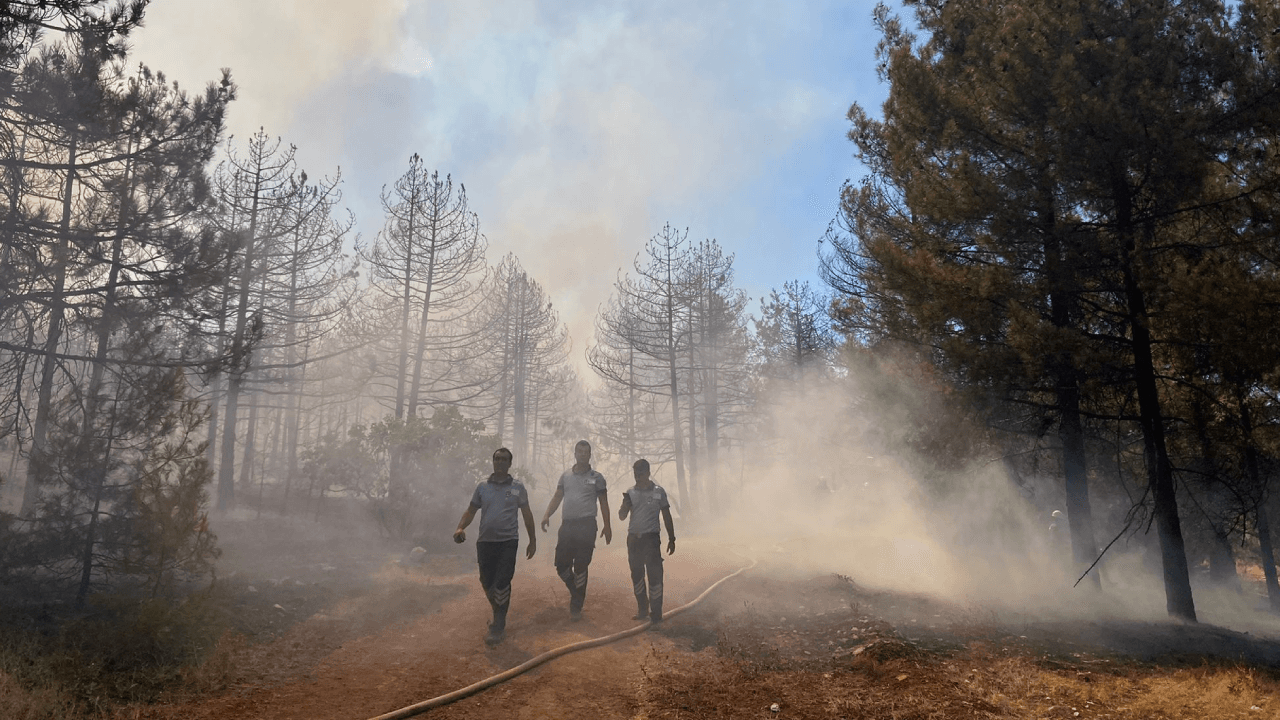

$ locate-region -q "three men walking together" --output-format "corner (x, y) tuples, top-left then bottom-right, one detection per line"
(455, 441), (677, 645)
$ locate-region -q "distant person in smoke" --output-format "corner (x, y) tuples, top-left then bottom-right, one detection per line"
(540, 439), (612, 621)
(618, 458), (676, 623)
(453, 447), (537, 647)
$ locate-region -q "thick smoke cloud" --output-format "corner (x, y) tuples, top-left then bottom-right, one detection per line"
(710, 370), (1277, 634)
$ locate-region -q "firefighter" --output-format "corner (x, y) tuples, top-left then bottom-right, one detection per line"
(618, 458), (676, 623)
(453, 447), (537, 646)
(541, 440), (611, 621)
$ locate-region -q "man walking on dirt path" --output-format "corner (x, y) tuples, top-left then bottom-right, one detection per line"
(618, 458), (676, 623)
(454, 447), (537, 646)
(541, 440), (611, 621)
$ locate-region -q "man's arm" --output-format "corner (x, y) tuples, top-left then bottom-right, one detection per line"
(454, 505), (478, 543)
(661, 506), (676, 555)
(618, 493), (632, 521)
(598, 493), (612, 544)
(521, 504), (537, 559)
(540, 487), (564, 532)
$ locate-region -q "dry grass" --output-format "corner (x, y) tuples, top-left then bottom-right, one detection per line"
(641, 652), (1003, 719)
(979, 656), (1280, 719)
(645, 572), (1280, 720)
(640, 644), (1280, 720)
(0, 666), (90, 720)
(0, 591), (228, 719)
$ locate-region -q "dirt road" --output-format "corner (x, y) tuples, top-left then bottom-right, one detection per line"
(130, 532), (747, 720)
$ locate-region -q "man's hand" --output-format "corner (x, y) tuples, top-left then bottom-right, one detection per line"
(601, 525), (612, 544)
(540, 517), (550, 532)
(667, 538), (676, 555)
(526, 539), (537, 559)
(453, 528), (466, 544)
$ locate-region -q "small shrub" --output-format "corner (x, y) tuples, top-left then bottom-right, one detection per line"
(0, 590), (228, 712)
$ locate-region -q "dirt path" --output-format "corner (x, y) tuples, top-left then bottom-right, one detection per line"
(130, 538), (746, 720)
(111, 522), (1280, 720)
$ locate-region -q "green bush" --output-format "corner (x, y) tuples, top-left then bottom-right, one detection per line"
(304, 405), (500, 540)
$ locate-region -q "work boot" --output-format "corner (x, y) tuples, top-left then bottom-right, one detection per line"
(484, 622), (505, 646)
(569, 588), (585, 621)
(633, 580), (650, 621)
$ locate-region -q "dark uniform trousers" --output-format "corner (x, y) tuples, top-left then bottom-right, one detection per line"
(627, 532), (664, 621)
(554, 517), (597, 612)
(477, 539), (518, 632)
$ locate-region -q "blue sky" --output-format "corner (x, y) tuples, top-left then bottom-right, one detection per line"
(130, 0), (889, 362)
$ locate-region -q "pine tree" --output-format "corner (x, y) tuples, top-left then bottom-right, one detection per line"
(754, 280), (836, 387)
(470, 254), (571, 469)
(204, 130), (343, 512)
(615, 224), (695, 515)
(1, 31), (231, 520)
(683, 238), (751, 513)
(359, 156), (485, 421)
(588, 290), (670, 465)
(822, 0), (1280, 619)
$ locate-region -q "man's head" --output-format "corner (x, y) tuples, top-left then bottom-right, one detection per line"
(633, 458), (651, 483)
(574, 440), (592, 467)
(493, 447), (513, 475)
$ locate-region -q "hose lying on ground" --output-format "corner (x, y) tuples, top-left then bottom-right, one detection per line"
(365, 553), (758, 720)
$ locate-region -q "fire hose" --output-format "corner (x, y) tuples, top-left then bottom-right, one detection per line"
(365, 552), (757, 720)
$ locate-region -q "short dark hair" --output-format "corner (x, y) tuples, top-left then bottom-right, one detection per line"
(575, 440), (592, 450)
(493, 447), (513, 462)
(633, 458), (650, 474)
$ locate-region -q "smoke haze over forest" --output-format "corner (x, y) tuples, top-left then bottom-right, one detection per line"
(129, 0), (884, 363)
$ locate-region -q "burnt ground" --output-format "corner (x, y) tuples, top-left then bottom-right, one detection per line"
(62, 515), (1280, 720)
(660, 564), (1280, 719)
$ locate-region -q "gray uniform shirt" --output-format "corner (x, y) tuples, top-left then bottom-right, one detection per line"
(469, 474), (529, 543)
(557, 467), (607, 521)
(624, 484), (669, 536)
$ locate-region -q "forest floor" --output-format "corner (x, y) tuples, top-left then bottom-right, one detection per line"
(46, 514), (1280, 719)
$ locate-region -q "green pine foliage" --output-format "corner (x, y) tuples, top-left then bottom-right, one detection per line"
(122, 390), (220, 600)
(5, 365), (221, 603)
(823, 0), (1280, 619)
